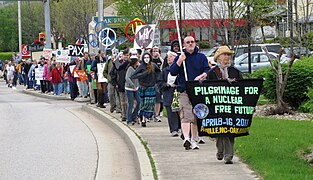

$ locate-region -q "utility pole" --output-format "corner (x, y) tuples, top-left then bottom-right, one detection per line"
(288, 0), (294, 56)
(247, 3), (252, 74)
(18, 1), (22, 53)
(209, 0), (214, 47)
(44, 0), (51, 49)
(98, 0), (104, 51)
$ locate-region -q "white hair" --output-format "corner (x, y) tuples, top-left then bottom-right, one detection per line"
(167, 51), (177, 57)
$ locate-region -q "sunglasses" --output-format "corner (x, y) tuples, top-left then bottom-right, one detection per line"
(185, 41), (195, 44)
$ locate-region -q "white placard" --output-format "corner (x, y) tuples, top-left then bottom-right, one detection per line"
(167, 73), (177, 87)
(97, 63), (108, 83)
(35, 67), (44, 80)
(153, 28), (160, 46)
(56, 50), (70, 63)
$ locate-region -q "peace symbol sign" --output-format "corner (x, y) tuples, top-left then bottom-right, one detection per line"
(87, 33), (99, 48)
(99, 28), (116, 47)
(95, 21), (108, 36)
(125, 19), (146, 42)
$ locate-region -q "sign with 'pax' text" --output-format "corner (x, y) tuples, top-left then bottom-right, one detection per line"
(68, 45), (84, 57)
(185, 79), (263, 138)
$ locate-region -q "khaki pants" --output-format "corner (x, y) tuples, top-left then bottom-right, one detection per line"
(88, 82), (95, 103)
(96, 81), (107, 105)
(179, 92), (196, 123)
(118, 91), (127, 119)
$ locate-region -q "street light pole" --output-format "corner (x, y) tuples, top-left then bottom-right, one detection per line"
(18, 1), (22, 54)
(98, 0), (104, 51)
(44, 0), (51, 49)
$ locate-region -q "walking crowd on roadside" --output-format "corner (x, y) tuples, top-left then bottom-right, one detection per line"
(0, 36), (243, 165)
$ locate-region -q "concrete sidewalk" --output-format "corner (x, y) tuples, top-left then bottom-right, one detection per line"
(19, 86), (259, 180)
(85, 104), (259, 180)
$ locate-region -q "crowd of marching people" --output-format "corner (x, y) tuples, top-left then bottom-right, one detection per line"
(1, 36), (242, 164)
(0, 40), (184, 131)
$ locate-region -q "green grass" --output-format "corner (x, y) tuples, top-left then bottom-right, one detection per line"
(257, 94), (274, 105)
(132, 129), (158, 180)
(235, 117), (313, 180)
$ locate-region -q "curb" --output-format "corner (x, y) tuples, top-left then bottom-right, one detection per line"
(22, 89), (89, 103)
(22, 89), (70, 100)
(82, 105), (154, 180)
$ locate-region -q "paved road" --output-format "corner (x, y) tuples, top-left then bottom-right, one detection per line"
(0, 82), (139, 180)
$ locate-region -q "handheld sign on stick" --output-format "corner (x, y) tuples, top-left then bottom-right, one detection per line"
(172, 0), (188, 81)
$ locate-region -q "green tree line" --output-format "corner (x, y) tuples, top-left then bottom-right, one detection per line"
(0, 0), (112, 52)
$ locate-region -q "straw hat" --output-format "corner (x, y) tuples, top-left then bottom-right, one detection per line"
(214, 46), (234, 62)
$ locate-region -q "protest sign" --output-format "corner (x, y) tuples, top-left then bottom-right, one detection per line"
(185, 79), (263, 138)
(97, 63), (107, 83)
(134, 24), (155, 49)
(35, 67), (44, 80)
(35, 66), (44, 85)
(68, 45), (84, 57)
(74, 69), (88, 81)
(56, 50), (70, 63)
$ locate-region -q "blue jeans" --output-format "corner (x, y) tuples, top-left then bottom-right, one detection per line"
(18, 73), (24, 84)
(63, 79), (69, 94)
(126, 90), (140, 123)
(53, 83), (63, 95)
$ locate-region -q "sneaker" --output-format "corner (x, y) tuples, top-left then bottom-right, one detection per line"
(171, 131), (179, 137)
(183, 139), (191, 150)
(216, 153), (223, 160)
(141, 120), (146, 127)
(180, 134), (185, 140)
(190, 140), (199, 150)
(198, 137), (206, 144)
(224, 157), (233, 164)
(154, 116), (162, 122)
(146, 118), (151, 122)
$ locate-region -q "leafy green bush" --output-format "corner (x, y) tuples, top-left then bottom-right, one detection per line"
(299, 86), (313, 113)
(251, 57), (313, 108)
(198, 41), (210, 49)
(0, 52), (14, 61)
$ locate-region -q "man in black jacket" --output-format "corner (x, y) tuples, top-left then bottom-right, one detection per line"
(110, 50), (129, 121)
(91, 54), (106, 108)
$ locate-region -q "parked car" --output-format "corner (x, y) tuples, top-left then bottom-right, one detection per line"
(234, 43), (283, 57)
(284, 47), (312, 59)
(234, 52), (292, 73)
(202, 46), (219, 65)
(203, 43), (284, 63)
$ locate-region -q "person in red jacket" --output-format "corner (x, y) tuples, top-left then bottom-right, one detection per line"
(50, 62), (63, 95)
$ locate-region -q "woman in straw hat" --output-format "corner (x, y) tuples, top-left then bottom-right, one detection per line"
(207, 46), (243, 164)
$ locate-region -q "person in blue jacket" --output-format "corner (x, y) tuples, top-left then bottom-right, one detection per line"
(170, 36), (210, 150)
(159, 51), (181, 136)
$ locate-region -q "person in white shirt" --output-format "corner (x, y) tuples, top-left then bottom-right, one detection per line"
(6, 62), (15, 88)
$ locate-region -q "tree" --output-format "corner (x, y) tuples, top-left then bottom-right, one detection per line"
(50, 0), (100, 46)
(263, 47), (296, 114)
(114, 0), (169, 24)
(0, 3), (18, 52)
